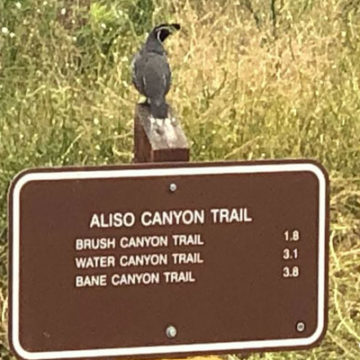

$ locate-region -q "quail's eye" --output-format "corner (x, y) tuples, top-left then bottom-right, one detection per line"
(157, 29), (169, 42)
(156, 31), (162, 42)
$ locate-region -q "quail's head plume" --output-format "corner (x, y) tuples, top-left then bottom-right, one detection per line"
(132, 23), (181, 119)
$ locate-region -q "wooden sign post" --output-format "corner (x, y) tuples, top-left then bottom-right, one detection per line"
(134, 103), (189, 163)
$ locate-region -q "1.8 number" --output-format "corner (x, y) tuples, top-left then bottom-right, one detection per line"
(284, 230), (300, 242)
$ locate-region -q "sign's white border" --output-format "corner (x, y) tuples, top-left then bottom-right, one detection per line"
(11, 163), (327, 360)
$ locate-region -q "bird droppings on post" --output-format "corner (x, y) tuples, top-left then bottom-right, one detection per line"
(134, 103), (189, 163)
(150, 117), (179, 141)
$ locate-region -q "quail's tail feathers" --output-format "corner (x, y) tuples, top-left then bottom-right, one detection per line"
(149, 98), (168, 119)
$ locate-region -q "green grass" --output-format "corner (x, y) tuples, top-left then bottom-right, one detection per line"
(1, 0), (360, 359)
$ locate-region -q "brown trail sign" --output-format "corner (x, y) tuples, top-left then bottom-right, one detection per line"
(8, 160), (329, 360)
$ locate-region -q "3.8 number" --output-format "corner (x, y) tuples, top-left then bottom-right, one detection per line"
(282, 266), (300, 278)
(284, 230), (300, 242)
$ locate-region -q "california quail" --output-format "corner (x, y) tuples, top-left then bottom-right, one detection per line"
(132, 23), (180, 119)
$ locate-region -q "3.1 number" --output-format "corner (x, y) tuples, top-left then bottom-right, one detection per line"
(283, 248), (299, 260)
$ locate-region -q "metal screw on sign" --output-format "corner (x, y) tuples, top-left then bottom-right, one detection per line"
(169, 183), (177, 192)
(166, 325), (177, 338)
(296, 321), (306, 333)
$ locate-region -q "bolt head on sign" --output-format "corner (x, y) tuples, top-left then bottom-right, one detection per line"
(8, 160), (329, 360)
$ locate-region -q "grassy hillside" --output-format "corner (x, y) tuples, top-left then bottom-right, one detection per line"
(1, 0), (360, 359)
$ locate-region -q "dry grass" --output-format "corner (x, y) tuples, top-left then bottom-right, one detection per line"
(1, 0), (360, 359)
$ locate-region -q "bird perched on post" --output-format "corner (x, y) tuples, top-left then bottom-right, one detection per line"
(132, 23), (180, 119)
